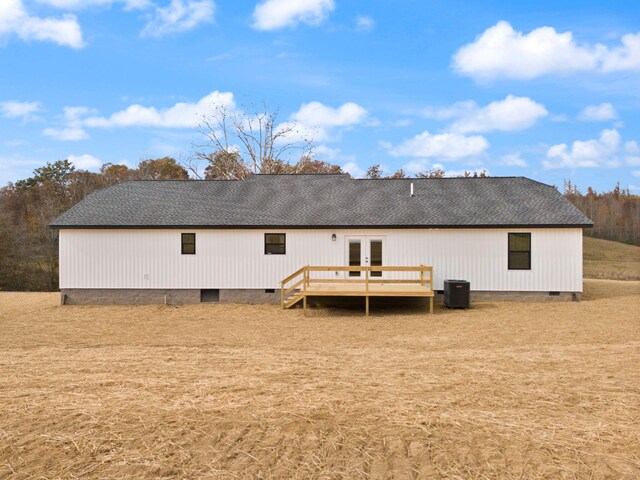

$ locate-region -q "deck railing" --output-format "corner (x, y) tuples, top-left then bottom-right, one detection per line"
(280, 265), (434, 314)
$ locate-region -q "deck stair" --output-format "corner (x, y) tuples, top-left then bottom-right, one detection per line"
(283, 291), (304, 309)
(280, 265), (435, 316)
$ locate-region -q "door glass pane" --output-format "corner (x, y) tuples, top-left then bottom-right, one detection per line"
(370, 240), (382, 277)
(349, 240), (361, 277)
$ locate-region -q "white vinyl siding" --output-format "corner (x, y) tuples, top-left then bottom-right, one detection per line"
(59, 228), (583, 292)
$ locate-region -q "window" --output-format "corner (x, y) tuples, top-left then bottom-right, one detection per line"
(508, 233), (531, 270)
(181, 233), (196, 255)
(265, 233), (286, 255)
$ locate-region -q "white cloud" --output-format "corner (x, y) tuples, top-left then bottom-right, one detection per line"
(402, 160), (431, 176)
(625, 141), (640, 166)
(600, 33), (640, 72)
(64, 106), (97, 121)
(0, 0), (84, 48)
(67, 153), (101, 170)
(311, 144), (340, 160)
(36, 0), (151, 10)
(626, 140), (640, 155)
(41, 106), (98, 141)
(578, 103), (618, 121)
(441, 95), (548, 133)
(389, 130), (489, 160)
(141, 0), (215, 37)
(392, 119), (412, 127)
(453, 21), (640, 80)
(83, 90), (234, 128)
(0, 100), (41, 120)
(543, 129), (622, 169)
(284, 101), (368, 143)
(632, 170), (640, 178)
(43, 127), (88, 141)
(275, 121), (328, 143)
(500, 153), (527, 168)
(355, 15), (374, 32)
(292, 101), (368, 128)
(420, 100), (475, 120)
(252, 0), (334, 31)
(341, 161), (365, 178)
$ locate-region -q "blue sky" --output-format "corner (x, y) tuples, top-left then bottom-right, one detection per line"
(1, 0), (639, 192)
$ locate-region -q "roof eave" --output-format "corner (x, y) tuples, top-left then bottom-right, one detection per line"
(49, 223), (595, 230)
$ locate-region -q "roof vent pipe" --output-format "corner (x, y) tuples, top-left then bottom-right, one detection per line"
(410, 182), (414, 197)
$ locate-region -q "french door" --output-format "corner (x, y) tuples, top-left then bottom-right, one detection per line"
(346, 236), (384, 278)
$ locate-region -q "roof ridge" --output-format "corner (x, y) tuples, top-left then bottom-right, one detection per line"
(354, 176), (526, 181)
(249, 173), (348, 176)
(122, 179), (239, 182)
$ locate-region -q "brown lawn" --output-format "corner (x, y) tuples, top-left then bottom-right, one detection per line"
(584, 236), (640, 280)
(0, 279), (639, 479)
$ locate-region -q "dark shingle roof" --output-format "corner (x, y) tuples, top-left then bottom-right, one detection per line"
(50, 174), (593, 229)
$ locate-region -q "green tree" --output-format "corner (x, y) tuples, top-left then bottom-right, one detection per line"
(15, 160), (75, 189)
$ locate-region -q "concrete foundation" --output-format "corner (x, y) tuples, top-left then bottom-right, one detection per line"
(61, 288), (281, 305)
(467, 291), (580, 302)
(219, 289), (280, 305)
(61, 288), (581, 305)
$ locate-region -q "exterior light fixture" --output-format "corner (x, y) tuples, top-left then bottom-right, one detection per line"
(331, 234), (337, 241)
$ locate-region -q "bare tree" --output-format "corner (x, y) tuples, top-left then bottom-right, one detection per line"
(195, 104), (315, 179)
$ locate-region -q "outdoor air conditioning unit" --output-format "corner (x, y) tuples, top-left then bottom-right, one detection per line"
(444, 280), (470, 308)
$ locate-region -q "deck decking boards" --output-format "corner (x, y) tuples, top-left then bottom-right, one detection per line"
(304, 283), (432, 296)
(281, 266), (435, 316)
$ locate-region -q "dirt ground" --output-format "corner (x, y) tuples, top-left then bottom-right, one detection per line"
(0, 280), (639, 479)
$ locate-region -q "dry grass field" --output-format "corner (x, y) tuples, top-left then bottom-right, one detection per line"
(1, 280), (639, 479)
(584, 236), (640, 280)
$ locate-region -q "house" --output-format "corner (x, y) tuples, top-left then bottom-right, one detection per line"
(50, 174), (593, 305)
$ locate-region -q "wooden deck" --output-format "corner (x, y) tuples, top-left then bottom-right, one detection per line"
(280, 265), (435, 316)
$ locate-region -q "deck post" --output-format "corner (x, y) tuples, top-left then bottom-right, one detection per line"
(280, 281), (284, 309)
(365, 267), (370, 316)
(429, 297), (433, 314)
(303, 295), (307, 316)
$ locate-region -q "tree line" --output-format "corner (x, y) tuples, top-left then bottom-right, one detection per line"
(563, 180), (640, 245)
(1, 157), (635, 292)
(0, 106), (637, 291)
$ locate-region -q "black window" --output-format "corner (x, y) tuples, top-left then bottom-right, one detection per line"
(508, 233), (531, 270)
(181, 233), (196, 255)
(265, 233), (286, 255)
